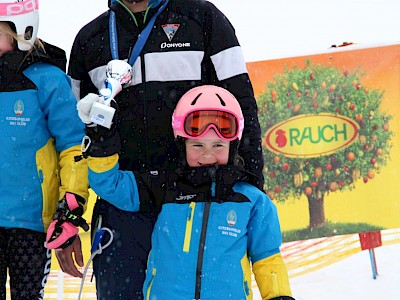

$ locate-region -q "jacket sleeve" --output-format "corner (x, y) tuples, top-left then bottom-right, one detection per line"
(36, 65), (90, 204)
(246, 189), (292, 299)
(253, 253), (293, 299)
(59, 146), (89, 203)
(87, 154), (141, 212)
(68, 29), (99, 100)
(204, 3), (264, 189)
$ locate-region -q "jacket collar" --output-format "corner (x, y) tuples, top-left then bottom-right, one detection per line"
(177, 165), (253, 198)
(109, 0), (168, 32)
(0, 40), (66, 74)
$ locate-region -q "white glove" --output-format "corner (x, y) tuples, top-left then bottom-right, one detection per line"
(77, 93), (105, 124)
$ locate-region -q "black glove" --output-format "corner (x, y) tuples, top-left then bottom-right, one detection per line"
(82, 99), (121, 158)
(269, 297), (296, 300)
(46, 192), (89, 249)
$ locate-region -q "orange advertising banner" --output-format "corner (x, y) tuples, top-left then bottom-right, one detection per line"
(247, 43), (400, 242)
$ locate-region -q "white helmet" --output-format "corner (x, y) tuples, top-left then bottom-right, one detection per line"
(0, 0), (39, 51)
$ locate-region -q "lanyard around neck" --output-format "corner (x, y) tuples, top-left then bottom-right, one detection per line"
(109, 0), (169, 66)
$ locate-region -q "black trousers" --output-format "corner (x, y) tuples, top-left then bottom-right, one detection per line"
(0, 227), (51, 300)
(92, 199), (157, 300)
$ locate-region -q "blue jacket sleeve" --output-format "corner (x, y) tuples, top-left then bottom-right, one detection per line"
(243, 184), (283, 262)
(88, 155), (140, 212)
(24, 63), (90, 202)
(25, 63), (85, 152)
(238, 183), (293, 298)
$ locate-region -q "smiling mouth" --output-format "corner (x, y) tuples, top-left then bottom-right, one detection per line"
(198, 162), (216, 166)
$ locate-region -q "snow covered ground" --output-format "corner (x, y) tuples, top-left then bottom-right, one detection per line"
(253, 243), (400, 300)
(8, 239), (399, 299)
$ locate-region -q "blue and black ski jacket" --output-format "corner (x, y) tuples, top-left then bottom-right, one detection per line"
(87, 155), (293, 299)
(0, 42), (89, 232)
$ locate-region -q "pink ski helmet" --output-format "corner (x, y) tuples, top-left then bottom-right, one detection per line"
(172, 85), (244, 142)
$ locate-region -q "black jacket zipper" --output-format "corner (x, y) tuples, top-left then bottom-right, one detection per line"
(194, 176), (216, 299)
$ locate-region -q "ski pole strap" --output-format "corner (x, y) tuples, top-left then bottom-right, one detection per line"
(109, 0), (170, 66)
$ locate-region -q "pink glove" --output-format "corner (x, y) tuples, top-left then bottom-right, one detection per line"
(46, 193), (89, 250)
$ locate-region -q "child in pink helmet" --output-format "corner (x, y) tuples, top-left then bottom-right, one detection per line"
(83, 85), (294, 300)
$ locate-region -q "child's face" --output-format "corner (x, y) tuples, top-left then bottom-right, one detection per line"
(0, 28), (14, 56)
(185, 129), (230, 167)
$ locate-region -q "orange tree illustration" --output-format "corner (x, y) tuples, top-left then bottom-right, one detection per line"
(257, 61), (393, 229)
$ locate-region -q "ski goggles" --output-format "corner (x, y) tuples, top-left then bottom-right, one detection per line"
(173, 110), (244, 141)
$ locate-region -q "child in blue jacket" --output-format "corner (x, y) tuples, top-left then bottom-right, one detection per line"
(82, 85), (294, 300)
(0, 1), (89, 298)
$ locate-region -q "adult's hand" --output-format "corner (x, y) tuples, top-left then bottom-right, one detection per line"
(55, 235), (84, 278)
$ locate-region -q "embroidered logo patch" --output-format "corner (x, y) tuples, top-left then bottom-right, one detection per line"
(14, 100), (24, 116)
(162, 24), (180, 42)
(226, 210), (237, 226)
(7, 99), (30, 127)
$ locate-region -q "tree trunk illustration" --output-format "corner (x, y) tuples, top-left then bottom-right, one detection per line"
(307, 194), (326, 228)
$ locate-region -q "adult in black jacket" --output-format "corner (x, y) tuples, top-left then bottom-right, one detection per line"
(58, 0), (264, 298)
